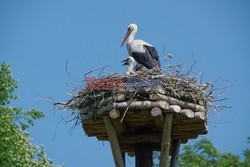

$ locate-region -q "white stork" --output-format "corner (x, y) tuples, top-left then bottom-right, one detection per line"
(121, 56), (135, 75)
(121, 23), (161, 69)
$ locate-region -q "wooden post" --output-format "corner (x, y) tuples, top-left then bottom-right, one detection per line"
(159, 114), (173, 167)
(122, 152), (126, 167)
(170, 139), (181, 167)
(135, 143), (153, 167)
(103, 115), (125, 167)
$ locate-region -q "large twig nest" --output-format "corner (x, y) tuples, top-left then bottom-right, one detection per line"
(55, 68), (217, 117)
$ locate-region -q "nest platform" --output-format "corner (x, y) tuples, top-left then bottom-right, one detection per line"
(62, 70), (212, 166)
(71, 72), (210, 147)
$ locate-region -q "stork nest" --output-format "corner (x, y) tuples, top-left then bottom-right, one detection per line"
(55, 66), (223, 118)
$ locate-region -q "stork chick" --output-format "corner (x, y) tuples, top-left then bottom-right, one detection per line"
(121, 56), (135, 75)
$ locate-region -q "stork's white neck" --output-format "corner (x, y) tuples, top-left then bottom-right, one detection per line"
(128, 62), (134, 71)
(125, 56), (135, 75)
(127, 33), (134, 42)
(126, 63), (134, 75)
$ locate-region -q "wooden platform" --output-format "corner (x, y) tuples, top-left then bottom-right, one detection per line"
(57, 71), (212, 166)
(81, 98), (207, 153)
(79, 84), (208, 166)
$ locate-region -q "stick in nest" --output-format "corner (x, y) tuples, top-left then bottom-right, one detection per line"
(120, 90), (137, 123)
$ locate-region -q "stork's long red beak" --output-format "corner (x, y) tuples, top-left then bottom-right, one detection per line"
(121, 30), (132, 47)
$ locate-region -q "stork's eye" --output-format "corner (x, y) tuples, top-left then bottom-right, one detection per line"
(128, 27), (132, 31)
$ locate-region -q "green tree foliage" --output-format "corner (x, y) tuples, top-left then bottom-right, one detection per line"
(178, 136), (250, 167)
(179, 137), (237, 167)
(154, 136), (250, 167)
(242, 137), (250, 165)
(0, 63), (59, 167)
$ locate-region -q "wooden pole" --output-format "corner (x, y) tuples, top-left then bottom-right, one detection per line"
(170, 139), (181, 167)
(159, 114), (173, 167)
(103, 115), (124, 167)
(122, 152), (126, 167)
(135, 143), (153, 167)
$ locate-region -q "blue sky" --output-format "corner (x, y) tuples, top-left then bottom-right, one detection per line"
(0, 0), (250, 166)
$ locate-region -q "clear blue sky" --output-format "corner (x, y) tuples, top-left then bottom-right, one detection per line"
(1, 0), (250, 166)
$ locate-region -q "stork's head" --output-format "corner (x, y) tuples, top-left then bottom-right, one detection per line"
(121, 56), (135, 66)
(121, 23), (138, 47)
(127, 56), (135, 65)
(128, 24), (137, 32)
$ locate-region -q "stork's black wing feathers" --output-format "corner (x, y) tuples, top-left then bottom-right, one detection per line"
(131, 45), (161, 69)
(132, 52), (154, 69)
(143, 45), (161, 68)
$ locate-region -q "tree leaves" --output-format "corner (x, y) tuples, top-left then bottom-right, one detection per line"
(178, 136), (250, 167)
(153, 136), (250, 166)
(0, 63), (18, 105)
(0, 63), (59, 167)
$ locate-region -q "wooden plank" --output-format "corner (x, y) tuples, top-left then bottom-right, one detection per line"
(92, 131), (202, 140)
(159, 114), (173, 167)
(172, 122), (207, 131)
(118, 133), (162, 144)
(97, 133), (201, 143)
(170, 139), (181, 167)
(103, 115), (124, 167)
(85, 125), (206, 138)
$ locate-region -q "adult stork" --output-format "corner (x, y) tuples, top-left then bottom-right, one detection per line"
(121, 23), (161, 69)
